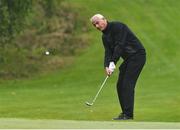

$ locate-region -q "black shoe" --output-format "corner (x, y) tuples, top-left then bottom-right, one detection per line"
(112, 113), (133, 120)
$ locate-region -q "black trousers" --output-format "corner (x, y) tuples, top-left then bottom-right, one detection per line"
(117, 51), (146, 117)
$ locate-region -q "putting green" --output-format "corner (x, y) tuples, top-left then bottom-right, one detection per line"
(0, 118), (180, 129)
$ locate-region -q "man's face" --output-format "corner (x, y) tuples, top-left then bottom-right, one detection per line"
(92, 18), (107, 31)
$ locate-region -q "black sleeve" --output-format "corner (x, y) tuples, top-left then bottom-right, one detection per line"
(112, 24), (128, 64)
(102, 36), (113, 68)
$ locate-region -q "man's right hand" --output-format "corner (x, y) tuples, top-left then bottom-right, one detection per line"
(105, 67), (113, 76)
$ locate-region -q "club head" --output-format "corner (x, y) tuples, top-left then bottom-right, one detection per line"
(85, 101), (93, 106)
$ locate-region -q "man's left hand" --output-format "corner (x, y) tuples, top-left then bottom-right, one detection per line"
(109, 61), (116, 72)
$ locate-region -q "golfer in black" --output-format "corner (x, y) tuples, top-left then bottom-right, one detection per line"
(90, 14), (146, 120)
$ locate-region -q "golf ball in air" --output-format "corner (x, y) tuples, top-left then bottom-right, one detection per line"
(45, 51), (49, 55)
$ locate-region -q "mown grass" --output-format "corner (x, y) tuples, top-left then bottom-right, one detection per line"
(1, 119), (180, 129)
(0, 0), (180, 122)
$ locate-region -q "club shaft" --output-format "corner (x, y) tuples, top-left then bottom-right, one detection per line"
(91, 76), (109, 104)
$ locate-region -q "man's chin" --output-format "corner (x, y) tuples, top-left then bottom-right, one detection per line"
(97, 28), (102, 31)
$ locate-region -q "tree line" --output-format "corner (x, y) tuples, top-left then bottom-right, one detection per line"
(0, 0), (89, 79)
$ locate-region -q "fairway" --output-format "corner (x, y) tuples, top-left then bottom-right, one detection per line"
(1, 118), (180, 129)
(0, 0), (180, 125)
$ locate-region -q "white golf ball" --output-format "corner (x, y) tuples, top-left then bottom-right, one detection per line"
(45, 51), (49, 55)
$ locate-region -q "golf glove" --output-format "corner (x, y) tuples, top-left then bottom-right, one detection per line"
(109, 62), (116, 72)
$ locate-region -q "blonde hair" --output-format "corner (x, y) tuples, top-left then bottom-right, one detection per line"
(90, 14), (105, 23)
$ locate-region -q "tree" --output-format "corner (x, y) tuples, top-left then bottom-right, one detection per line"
(0, 0), (32, 45)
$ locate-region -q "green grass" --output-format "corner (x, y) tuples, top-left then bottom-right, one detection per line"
(1, 118), (180, 129)
(0, 0), (180, 123)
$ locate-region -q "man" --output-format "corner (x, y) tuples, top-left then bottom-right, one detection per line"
(90, 14), (146, 120)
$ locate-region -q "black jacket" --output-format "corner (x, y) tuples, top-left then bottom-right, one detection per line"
(102, 21), (145, 67)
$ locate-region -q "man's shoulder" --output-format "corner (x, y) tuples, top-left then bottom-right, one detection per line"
(109, 21), (126, 31)
(110, 21), (126, 26)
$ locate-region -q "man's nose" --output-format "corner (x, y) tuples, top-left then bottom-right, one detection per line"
(95, 24), (99, 28)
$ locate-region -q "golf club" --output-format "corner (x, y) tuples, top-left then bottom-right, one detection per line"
(85, 75), (109, 106)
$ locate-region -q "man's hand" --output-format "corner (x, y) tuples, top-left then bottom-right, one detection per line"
(105, 62), (116, 76)
(105, 67), (112, 76)
(109, 62), (116, 72)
